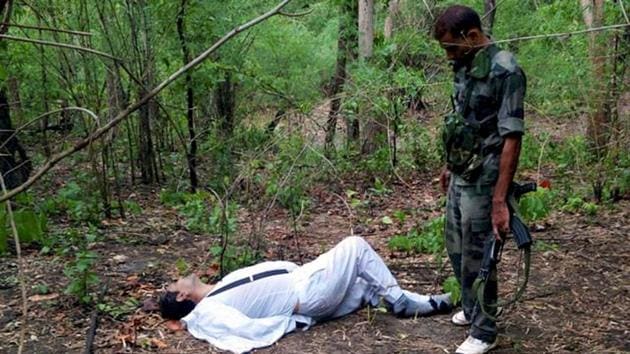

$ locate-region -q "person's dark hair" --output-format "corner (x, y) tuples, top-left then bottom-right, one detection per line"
(433, 5), (482, 40)
(159, 291), (196, 320)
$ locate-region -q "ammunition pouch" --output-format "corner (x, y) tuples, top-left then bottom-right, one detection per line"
(442, 111), (485, 181)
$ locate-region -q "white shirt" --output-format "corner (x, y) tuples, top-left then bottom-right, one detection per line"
(181, 261), (313, 353)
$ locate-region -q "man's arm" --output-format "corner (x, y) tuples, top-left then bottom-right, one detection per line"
(491, 135), (521, 239)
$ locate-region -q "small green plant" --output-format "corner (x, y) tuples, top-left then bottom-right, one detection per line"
(123, 200), (143, 215)
(442, 276), (461, 305)
(561, 196), (597, 215)
(563, 196), (584, 212)
(392, 210), (407, 225)
(582, 202), (598, 216)
(368, 177), (392, 196)
(32, 283), (50, 295)
(175, 258), (189, 276)
(0, 207), (48, 253)
(63, 230), (99, 304)
(534, 240), (559, 252)
(518, 187), (553, 222)
(64, 249), (99, 304)
(97, 298), (140, 320)
(388, 216), (445, 254)
(210, 244), (259, 275)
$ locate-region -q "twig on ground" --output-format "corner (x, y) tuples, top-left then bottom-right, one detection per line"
(84, 280), (110, 354)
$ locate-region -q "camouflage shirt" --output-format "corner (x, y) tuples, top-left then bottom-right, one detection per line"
(450, 44), (526, 186)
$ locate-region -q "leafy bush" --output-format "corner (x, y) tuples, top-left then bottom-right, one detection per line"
(388, 216), (445, 255)
(0, 208), (47, 253)
(210, 244), (260, 275)
(63, 229), (99, 304)
(442, 276), (461, 305)
(64, 250), (99, 304)
(518, 187), (553, 222)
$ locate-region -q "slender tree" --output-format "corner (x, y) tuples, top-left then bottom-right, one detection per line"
(177, 0), (198, 192)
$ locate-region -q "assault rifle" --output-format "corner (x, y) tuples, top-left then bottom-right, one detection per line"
(472, 182), (537, 320)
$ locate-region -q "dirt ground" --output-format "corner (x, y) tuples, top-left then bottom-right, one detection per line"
(0, 173), (629, 354)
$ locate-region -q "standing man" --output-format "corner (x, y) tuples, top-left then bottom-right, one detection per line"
(434, 5), (526, 354)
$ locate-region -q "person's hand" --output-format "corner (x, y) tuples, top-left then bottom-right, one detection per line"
(492, 200), (510, 241)
(439, 168), (451, 194)
(165, 320), (185, 331)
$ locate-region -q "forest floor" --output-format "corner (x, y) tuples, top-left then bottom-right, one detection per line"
(0, 168), (628, 354)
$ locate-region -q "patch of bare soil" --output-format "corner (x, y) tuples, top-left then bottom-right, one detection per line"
(0, 174), (628, 353)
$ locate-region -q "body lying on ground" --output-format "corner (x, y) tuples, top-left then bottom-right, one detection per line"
(159, 236), (452, 353)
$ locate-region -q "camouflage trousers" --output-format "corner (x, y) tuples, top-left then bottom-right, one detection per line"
(445, 181), (498, 342)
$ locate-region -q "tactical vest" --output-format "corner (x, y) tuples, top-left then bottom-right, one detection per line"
(442, 50), (497, 181)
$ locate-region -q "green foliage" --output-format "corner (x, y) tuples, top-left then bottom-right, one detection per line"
(208, 201), (239, 236)
(392, 210), (407, 225)
(0, 194), (48, 253)
(368, 177), (392, 196)
(562, 196), (598, 216)
(518, 187), (553, 222)
(209, 244), (260, 275)
(388, 216), (445, 254)
(178, 192), (213, 234)
(403, 123), (442, 172)
(41, 181), (102, 225)
(175, 258), (189, 276)
(97, 298), (140, 320)
(123, 201), (143, 215)
(64, 249), (99, 304)
(442, 276), (461, 305)
(534, 240), (559, 252)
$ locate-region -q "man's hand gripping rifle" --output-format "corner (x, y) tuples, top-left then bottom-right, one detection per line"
(473, 182), (536, 320)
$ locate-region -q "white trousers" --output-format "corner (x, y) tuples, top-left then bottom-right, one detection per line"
(291, 236), (418, 321)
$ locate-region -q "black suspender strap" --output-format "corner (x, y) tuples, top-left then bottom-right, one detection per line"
(207, 269), (289, 297)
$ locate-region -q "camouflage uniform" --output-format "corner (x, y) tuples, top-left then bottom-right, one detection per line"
(444, 44), (526, 342)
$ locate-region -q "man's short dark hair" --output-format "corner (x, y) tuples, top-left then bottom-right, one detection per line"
(159, 291), (196, 320)
(433, 5), (482, 40)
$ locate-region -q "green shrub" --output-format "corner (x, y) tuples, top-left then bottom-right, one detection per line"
(518, 187), (553, 222)
(388, 215), (445, 255)
(442, 276), (461, 305)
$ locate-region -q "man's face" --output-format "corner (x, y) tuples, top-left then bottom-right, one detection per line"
(438, 31), (475, 68)
(168, 273), (198, 295)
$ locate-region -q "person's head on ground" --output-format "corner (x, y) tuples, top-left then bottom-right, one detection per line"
(433, 5), (489, 68)
(159, 273), (211, 320)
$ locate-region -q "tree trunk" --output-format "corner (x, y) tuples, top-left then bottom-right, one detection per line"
(359, 0), (386, 155)
(177, 0), (198, 193)
(130, 0), (158, 184)
(344, 0), (360, 146)
(215, 71), (236, 136)
(358, 0), (374, 60)
(483, 0), (497, 35)
(325, 0), (353, 155)
(581, 0), (609, 154)
(384, 0), (400, 40)
(0, 3), (30, 190)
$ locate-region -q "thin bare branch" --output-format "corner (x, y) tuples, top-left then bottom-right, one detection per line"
(0, 0), (12, 35)
(5, 23), (93, 36)
(0, 34), (120, 61)
(278, 8), (313, 17)
(440, 23), (630, 48)
(0, 107), (101, 151)
(0, 173), (27, 354)
(0, 0), (294, 203)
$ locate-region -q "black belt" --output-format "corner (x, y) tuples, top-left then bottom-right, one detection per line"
(207, 269), (289, 297)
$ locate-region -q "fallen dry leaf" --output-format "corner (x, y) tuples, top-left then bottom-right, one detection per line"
(151, 338), (168, 349)
(28, 293), (60, 302)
